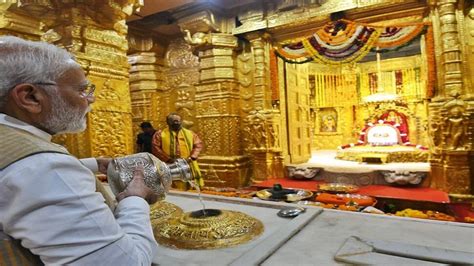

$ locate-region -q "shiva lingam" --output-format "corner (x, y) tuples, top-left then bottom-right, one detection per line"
(107, 152), (264, 249)
(154, 208), (264, 249)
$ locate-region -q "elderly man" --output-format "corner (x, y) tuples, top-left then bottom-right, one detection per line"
(0, 36), (158, 265)
(152, 112), (204, 187)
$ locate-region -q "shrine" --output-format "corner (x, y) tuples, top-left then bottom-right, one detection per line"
(1, 0), (473, 264)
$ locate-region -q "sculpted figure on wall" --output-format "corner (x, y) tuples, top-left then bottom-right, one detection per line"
(175, 83), (195, 128)
(268, 124), (279, 149)
(244, 110), (267, 150)
(445, 106), (467, 150)
(183, 29), (209, 46)
(251, 115), (267, 149)
(435, 92), (470, 151)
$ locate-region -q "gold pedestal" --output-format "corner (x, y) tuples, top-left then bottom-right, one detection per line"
(154, 209), (264, 249)
(150, 201), (184, 228)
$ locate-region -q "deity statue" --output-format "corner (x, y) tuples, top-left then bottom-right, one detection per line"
(445, 106), (466, 150)
(251, 117), (267, 149)
(268, 124), (279, 148)
(384, 111), (402, 125)
(246, 111), (267, 150)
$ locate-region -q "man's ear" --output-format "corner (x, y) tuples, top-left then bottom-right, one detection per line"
(9, 84), (46, 114)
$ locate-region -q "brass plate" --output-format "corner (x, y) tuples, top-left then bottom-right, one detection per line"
(256, 189), (313, 202)
(154, 209), (264, 249)
(318, 183), (359, 194)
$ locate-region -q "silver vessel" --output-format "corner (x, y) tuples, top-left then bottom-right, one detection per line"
(107, 152), (193, 200)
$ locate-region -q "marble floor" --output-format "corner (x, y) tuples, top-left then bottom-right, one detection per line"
(152, 191), (474, 265)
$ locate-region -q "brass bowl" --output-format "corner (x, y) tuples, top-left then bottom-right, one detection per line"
(154, 209), (264, 249)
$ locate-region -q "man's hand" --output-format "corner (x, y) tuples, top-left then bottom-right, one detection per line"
(96, 157), (112, 175)
(116, 167), (158, 205)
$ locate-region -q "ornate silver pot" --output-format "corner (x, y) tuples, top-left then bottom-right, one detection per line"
(107, 152), (192, 200)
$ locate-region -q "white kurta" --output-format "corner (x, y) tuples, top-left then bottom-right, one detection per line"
(0, 114), (158, 265)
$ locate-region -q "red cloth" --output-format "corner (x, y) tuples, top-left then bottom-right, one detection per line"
(357, 185), (449, 203)
(252, 178), (449, 203)
(448, 203), (474, 222)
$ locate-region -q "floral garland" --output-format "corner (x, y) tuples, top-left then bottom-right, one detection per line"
(375, 24), (425, 48)
(274, 47), (314, 64)
(275, 20), (429, 66)
(269, 49), (280, 101)
(302, 27), (380, 65)
(425, 25), (436, 98)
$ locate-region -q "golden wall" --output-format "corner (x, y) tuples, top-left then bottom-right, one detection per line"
(2, 0), (471, 194)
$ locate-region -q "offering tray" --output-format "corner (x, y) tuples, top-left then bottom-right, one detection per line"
(318, 183), (359, 194)
(315, 192), (376, 207)
(256, 188), (313, 202)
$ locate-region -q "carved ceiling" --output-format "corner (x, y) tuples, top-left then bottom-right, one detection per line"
(127, 0), (429, 44)
(127, 0), (255, 38)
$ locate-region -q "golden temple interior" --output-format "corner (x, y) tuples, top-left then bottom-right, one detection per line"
(1, 0), (472, 197)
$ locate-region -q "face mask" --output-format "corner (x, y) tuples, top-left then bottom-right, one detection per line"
(170, 124), (181, 131)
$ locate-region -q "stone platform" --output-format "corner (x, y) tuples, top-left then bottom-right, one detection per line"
(153, 191), (474, 265)
(336, 145), (429, 163)
(288, 150), (431, 186)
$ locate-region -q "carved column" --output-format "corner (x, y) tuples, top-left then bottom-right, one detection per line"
(428, 0), (474, 195)
(0, 1), (43, 39)
(53, 1), (139, 158)
(438, 0), (463, 96)
(243, 32), (284, 181)
(127, 32), (165, 148)
(179, 11), (252, 188)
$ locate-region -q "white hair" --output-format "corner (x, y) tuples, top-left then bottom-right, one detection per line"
(0, 36), (79, 107)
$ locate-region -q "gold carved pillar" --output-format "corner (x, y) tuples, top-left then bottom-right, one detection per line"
(0, 1), (43, 39)
(243, 32), (284, 181)
(179, 11), (252, 188)
(428, 0), (474, 195)
(1, 1), (141, 158)
(128, 32), (165, 148)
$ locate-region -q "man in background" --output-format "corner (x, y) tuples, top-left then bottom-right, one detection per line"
(152, 112), (204, 188)
(0, 36), (158, 265)
(136, 121), (156, 153)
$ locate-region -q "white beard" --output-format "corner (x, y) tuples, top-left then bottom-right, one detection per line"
(40, 95), (90, 134)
